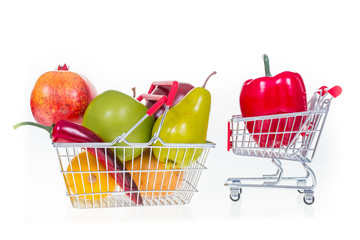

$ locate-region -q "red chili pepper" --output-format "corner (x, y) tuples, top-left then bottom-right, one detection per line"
(14, 120), (143, 205)
(239, 55), (307, 148)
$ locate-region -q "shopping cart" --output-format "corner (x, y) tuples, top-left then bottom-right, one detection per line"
(54, 81), (215, 208)
(225, 86), (342, 205)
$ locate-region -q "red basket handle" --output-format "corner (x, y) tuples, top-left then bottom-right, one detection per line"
(137, 94), (167, 116)
(147, 81), (179, 107)
(318, 85), (342, 98)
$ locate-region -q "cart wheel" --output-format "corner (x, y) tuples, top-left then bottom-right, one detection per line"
(303, 195), (315, 205)
(230, 193), (240, 202)
(230, 188), (242, 202)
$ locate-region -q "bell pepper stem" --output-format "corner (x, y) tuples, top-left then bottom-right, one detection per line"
(13, 121), (53, 139)
(263, 54), (272, 77)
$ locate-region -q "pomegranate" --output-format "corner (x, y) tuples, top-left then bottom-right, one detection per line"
(30, 64), (97, 126)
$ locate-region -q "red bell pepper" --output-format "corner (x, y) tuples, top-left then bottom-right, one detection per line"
(14, 120), (143, 205)
(239, 54), (307, 148)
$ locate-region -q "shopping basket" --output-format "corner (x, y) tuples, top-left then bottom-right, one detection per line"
(54, 81), (215, 208)
(225, 85), (342, 205)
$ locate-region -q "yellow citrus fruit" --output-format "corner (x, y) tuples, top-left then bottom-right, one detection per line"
(65, 151), (116, 200)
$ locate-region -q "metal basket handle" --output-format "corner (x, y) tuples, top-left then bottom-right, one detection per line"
(137, 94), (167, 117)
(115, 81), (179, 144)
(147, 81), (179, 107)
(145, 81), (179, 141)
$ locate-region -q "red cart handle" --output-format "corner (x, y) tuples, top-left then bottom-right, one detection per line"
(137, 94), (167, 116)
(147, 81), (179, 107)
(318, 85), (342, 98)
(300, 85), (342, 138)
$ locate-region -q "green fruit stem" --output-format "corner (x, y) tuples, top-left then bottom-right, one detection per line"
(263, 54), (272, 77)
(13, 121), (53, 138)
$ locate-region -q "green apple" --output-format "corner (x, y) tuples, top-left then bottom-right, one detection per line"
(82, 90), (154, 162)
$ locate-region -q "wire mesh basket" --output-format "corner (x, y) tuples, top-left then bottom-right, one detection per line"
(55, 143), (213, 208)
(225, 86), (342, 204)
(53, 81), (215, 208)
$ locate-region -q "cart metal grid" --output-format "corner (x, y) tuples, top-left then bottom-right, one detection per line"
(225, 86), (342, 204)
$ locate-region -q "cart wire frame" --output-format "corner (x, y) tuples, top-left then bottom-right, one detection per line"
(225, 86), (342, 205)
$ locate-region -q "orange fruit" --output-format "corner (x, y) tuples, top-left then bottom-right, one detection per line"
(125, 149), (184, 197)
(65, 151), (116, 200)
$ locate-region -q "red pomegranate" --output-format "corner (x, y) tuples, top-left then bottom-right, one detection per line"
(30, 64), (97, 126)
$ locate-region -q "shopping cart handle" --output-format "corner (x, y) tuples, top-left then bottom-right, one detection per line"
(147, 81), (179, 107)
(137, 94), (167, 116)
(318, 85), (342, 98)
(327, 86), (342, 98)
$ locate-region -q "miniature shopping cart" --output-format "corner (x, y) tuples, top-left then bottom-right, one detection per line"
(225, 86), (342, 205)
(53, 81), (215, 208)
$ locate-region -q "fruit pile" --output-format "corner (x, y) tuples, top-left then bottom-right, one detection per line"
(14, 65), (215, 204)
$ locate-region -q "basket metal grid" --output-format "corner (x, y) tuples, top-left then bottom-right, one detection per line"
(52, 81), (215, 208)
(55, 144), (213, 208)
(225, 86), (341, 204)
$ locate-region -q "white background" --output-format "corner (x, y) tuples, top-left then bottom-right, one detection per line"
(1, 0), (358, 239)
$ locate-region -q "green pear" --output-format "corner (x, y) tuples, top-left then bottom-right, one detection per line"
(152, 87), (211, 168)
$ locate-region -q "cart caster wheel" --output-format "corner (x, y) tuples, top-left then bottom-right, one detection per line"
(230, 188), (242, 202)
(230, 193), (240, 202)
(303, 195), (315, 205)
